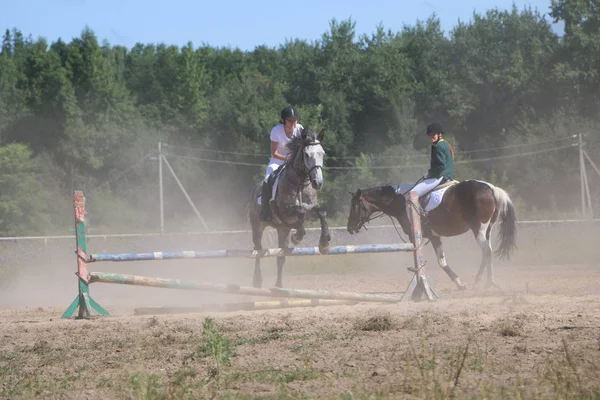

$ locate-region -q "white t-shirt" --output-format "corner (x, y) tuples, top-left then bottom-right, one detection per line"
(269, 123), (304, 165)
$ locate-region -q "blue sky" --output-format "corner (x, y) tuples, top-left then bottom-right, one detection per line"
(3, 0), (558, 51)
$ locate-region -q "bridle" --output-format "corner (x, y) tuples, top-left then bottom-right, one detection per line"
(293, 141), (324, 188)
(350, 191), (386, 232)
(350, 187), (412, 243)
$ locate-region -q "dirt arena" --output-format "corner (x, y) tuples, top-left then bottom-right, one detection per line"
(1, 222), (599, 399)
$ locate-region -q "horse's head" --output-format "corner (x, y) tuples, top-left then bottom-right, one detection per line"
(347, 185), (404, 234)
(288, 127), (325, 189)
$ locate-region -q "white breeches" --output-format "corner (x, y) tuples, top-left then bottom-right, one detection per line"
(264, 162), (283, 182)
(410, 177), (444, 197)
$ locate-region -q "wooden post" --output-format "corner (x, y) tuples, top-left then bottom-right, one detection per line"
(62, 191), (109, 319)
(401, 191), (439, 302)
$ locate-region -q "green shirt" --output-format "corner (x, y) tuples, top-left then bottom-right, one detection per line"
(427, 139), (454, 180)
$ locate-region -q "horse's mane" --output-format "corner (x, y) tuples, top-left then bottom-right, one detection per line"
(286, 128), (318, 167)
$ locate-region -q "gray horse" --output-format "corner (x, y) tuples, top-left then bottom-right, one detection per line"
(248, 128), (331, 288)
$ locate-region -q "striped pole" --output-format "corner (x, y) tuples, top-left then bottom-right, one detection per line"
(89, 272), (403, 303)
(88, 243), (415, 262)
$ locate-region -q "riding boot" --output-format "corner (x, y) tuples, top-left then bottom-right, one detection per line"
(406, 193), (429, 229)
(421, 213), (430, 231)
(260, 181), (272, 221)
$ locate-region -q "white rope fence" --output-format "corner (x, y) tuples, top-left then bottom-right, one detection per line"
(1, 218), (599, 242)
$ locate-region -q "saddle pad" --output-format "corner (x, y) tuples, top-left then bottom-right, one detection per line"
(257, 169), (283, 205)
(394, 180), (459, 212)
(424, 185), (451, 212)
(394, 180), (458, 195)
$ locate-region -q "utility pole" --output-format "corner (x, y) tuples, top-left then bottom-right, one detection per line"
(579, 133), (587, 218)
(578, 133), (594, 218)
(158, 141), (165, 234)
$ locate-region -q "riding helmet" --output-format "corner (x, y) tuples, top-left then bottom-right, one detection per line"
(426, 122), (443, 135)
(281, 106), (300, 121)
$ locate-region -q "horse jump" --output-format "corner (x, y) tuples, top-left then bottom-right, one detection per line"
(63, 189), (432, 319)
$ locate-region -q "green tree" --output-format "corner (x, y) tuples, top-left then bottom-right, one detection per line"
(447, 6), (558, 149)
(550, 0), (600, 116)
(0, 144), (51, 235)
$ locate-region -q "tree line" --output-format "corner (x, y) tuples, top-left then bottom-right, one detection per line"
(0, 0), (598, 235)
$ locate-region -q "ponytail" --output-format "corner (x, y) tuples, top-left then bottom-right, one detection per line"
(446, 139), (455, 160)
(439, 134), (455, 159)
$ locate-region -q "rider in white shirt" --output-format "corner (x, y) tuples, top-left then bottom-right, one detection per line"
(260, 106), (303, 221)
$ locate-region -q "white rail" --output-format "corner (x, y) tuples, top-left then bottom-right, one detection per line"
(0, 219), (599, 242)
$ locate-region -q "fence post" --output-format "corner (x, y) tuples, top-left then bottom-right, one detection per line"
(62, 191), (108, 319)
(401, 191), (439, 301)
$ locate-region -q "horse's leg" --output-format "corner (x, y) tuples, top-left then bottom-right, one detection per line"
(484, 223), (501, 290)
(315, 205), (331, 254)
(291, 211), (306, 245)
(276, 227), (291, 288)
(251, 216), (266, 288)
(430, 236), (467, 290)
(472, 221), (492, 288)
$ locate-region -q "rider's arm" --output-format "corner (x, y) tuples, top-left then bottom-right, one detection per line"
(427, 144), (447, 179)
(271, 141), (287, 161)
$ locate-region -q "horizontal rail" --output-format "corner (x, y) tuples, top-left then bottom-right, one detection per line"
(88, 272), (403, 303)
(88, 243), (415, 262)
(1, 219), (599, 242)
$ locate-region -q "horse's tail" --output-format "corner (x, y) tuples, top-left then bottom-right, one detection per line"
(492, 185), (517, 260)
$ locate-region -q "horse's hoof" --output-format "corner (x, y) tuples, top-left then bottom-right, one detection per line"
(486, 282), (503, 292)
(275, 281), (283, 288)
(455, 279), (468, 291)
(291, 234), (302, 245)
(319, 244), (330, 254)
(253, 279), (262, 289)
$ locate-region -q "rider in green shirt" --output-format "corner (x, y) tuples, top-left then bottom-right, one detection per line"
(409, 122), (455, 201)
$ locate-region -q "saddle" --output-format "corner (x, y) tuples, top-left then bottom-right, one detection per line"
(418, 179), (459, 210)
(259, 165), (286, 199)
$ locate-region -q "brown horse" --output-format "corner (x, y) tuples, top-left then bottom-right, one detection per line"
(346, 180), (517, 289)
(248, 128), (331, 288)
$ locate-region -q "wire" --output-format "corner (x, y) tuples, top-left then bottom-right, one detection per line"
(460, 135), (576, 154)
(325, 143), (576, 170)
(163, 143), (269, 157)
(92, 153), (154, 191)
(165, 143), (575, 170)
(165, 153), (265, 167)
(163, 135), (574, 161)
(328, 136), (575, 159)
(456, 144), (576, 164)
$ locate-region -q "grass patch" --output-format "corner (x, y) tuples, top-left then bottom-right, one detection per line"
(493, 316), (527, 337)
(232, 366), (321, 385)
(187, 317), (234, 379)
(354, 312), (395, 332)
(235, 327), (283, 346)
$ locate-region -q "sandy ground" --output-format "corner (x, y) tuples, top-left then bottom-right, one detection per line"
(1, 226), (600, 399)
(1, 261), (600, 399)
